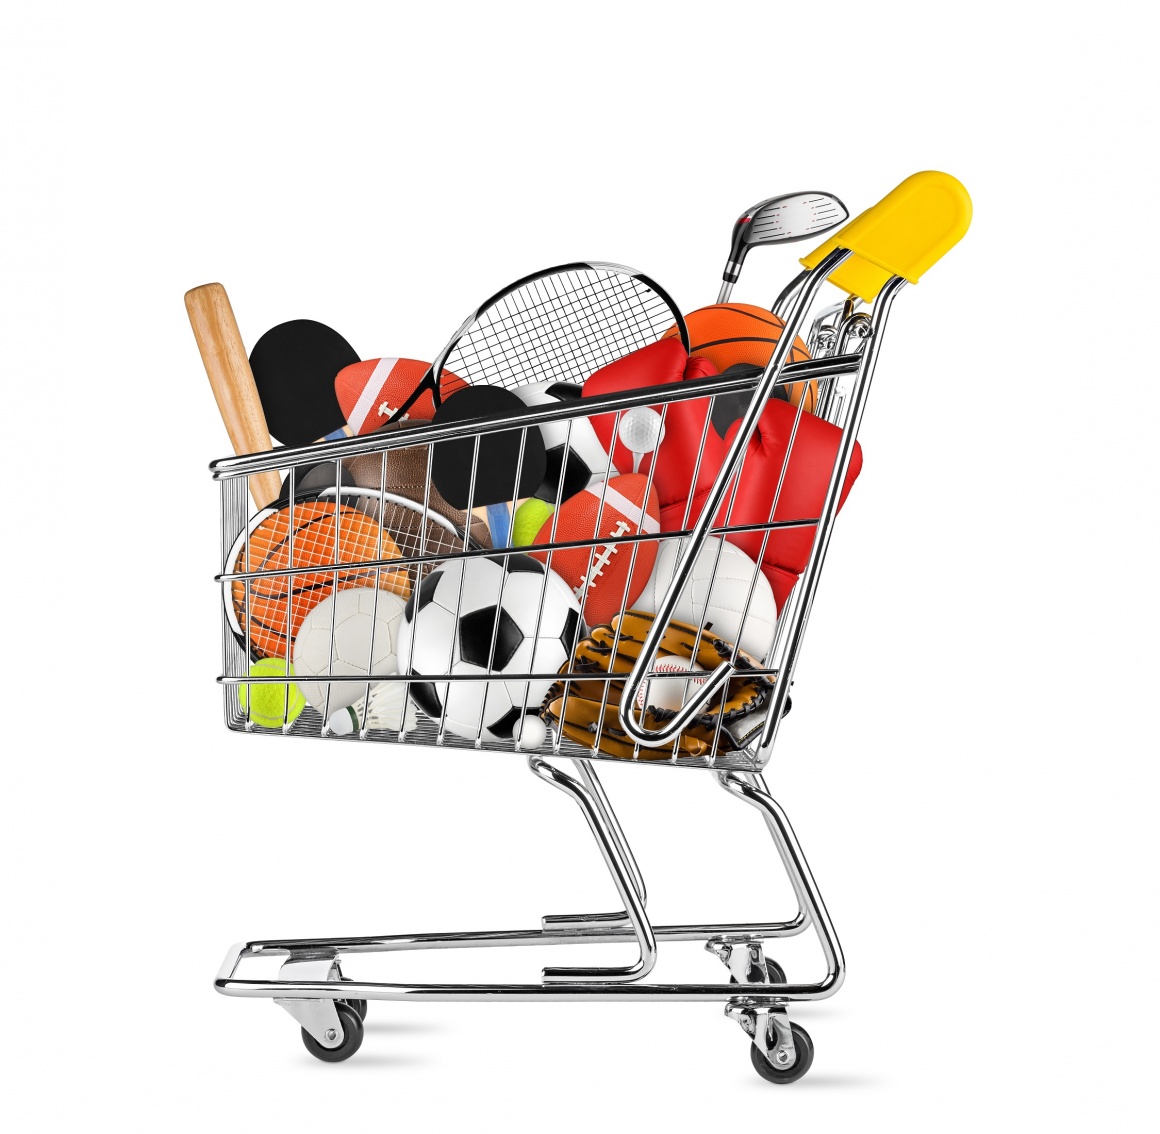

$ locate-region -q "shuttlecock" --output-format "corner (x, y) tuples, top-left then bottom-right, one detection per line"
(326, 680), (418, 735)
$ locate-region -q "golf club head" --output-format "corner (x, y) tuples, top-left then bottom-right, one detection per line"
(720, 192), (849, 293)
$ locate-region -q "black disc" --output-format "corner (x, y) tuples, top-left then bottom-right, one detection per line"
(430, 386), (547, 509)
(249, 319), (358, 446)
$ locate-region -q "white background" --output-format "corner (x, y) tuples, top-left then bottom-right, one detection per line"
(2, 2), (1157, 1130)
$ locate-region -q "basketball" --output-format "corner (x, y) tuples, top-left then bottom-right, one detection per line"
(663, 304), (816, 413)
(230, 501), (411, 659)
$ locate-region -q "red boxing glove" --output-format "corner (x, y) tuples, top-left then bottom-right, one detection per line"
(583, 339), (724, 531)
(717, 399), (862, 612)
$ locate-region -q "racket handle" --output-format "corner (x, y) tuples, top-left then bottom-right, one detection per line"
(185, 283), (281, 508)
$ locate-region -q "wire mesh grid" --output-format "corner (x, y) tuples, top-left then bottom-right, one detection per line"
(437, 264), (687, 391)
(216, 353), (862, 773)
(212, 251), (878, 771)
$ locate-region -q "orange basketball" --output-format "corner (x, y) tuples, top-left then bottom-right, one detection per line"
(231, 501), (411, 659)
(663, 303), (817, 413)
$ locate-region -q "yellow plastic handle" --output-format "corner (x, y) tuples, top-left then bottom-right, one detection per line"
(800, 171), (971, 302)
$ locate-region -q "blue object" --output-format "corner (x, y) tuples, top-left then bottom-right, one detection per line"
(486, 503), (511, 548)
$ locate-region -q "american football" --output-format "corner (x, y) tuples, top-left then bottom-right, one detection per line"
(335, 357), (469, 432)
(531, 473), (660, 627)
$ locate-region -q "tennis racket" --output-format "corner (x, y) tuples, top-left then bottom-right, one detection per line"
(412, 262), (690, 539)
(393, 262), (690, 419)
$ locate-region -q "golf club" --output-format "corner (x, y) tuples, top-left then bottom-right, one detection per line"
(717, 191), (849, 303)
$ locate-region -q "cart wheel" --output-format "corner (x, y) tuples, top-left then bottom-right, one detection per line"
(301, 1002), (364, 1063)
(750, 1021), (814, 1084)
(729, 960), (787, 985)
(340, 978), (368, 1021)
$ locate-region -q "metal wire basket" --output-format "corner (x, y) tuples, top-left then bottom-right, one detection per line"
(207, 172), (971, 1080)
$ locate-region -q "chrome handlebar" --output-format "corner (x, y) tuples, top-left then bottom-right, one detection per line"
(618, 248), (853, 746)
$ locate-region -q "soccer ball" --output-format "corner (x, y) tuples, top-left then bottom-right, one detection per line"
(398, 554), (583, 744)
(513, 379), (619, 504)
(293, 588), (408, 718)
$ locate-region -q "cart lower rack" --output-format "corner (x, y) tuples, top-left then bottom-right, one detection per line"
(202, 172), (971, 1081)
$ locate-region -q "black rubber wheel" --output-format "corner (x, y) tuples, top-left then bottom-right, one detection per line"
(750, 1021), (814, 1084)
(340, 977), (368, 1021)
(301, 1001), (364, 1063)
(729, 959), (787, 985)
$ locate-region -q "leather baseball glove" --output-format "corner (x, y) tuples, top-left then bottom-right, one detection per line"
(540, 611), (774, 760)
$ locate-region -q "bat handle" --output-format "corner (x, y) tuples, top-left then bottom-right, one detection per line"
(185, 283), (281, 508)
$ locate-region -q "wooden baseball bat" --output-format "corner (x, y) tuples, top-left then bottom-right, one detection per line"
(185, 282), (282, 508)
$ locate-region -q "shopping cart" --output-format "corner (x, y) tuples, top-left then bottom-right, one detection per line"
(206, 172), (970, 1081)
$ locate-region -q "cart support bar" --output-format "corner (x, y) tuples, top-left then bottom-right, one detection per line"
(619, 247), (853, 744)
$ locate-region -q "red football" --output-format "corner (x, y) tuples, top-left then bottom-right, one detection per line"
(334, 357), (469, 433)
(531, 473), (660, 627)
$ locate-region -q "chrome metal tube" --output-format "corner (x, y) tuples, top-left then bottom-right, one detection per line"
(716, 771), (844, 994)
(527, 755), (657, 982)
(759, 275), (907, 748)
(618, 248), (852, 745)
(208, 358), (862, 481)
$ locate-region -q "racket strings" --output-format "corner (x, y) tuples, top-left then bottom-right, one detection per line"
(497, 273), (667, 379)
(446, 269), (675, 391)
(373, 500), (471, 588)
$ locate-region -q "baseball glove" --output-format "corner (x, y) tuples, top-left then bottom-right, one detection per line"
(540, 611), (774, 760)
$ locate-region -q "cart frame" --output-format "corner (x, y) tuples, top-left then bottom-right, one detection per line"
(209, 249), (910, 1080)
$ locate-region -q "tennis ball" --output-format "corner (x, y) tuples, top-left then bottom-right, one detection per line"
(240, 658), (306, 728)
(512, 498), (555, 546)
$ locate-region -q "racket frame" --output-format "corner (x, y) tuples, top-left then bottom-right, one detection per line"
(389, 262), (689, 422)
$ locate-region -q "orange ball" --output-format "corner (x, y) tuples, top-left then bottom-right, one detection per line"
(664, 303), (816, 413)
(231, 501), (410, 659)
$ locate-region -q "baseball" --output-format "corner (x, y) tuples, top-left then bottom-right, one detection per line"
(635, 653), (707, 713)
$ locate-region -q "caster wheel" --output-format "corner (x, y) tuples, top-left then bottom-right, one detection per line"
(340, 977), (368, 1021)
(750, 1021), (814, 1084)
(301, 1001), (364, 1063)
(729, 960), (787, 985)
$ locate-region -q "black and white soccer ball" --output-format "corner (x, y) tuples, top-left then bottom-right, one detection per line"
(397, 554), (583, 745)
(514, 379), (620, 504)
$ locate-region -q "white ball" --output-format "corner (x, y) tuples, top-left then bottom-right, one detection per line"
(635, 653), (706, 712)
(293, 588), (407, 714)
(514, 379), (618, 500)
(617, 407), (665, 455)
(397, 554), (583, 743)
(636, 537), (776, 661)
(514, 714), (548, 750)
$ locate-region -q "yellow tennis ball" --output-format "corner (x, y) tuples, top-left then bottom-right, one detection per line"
(512, 498), (555, 546)
(240, 658), (306, 728)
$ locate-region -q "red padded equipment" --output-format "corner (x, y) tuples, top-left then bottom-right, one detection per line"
(583, 340), (724, 532)
(718, 400), (862, 611)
